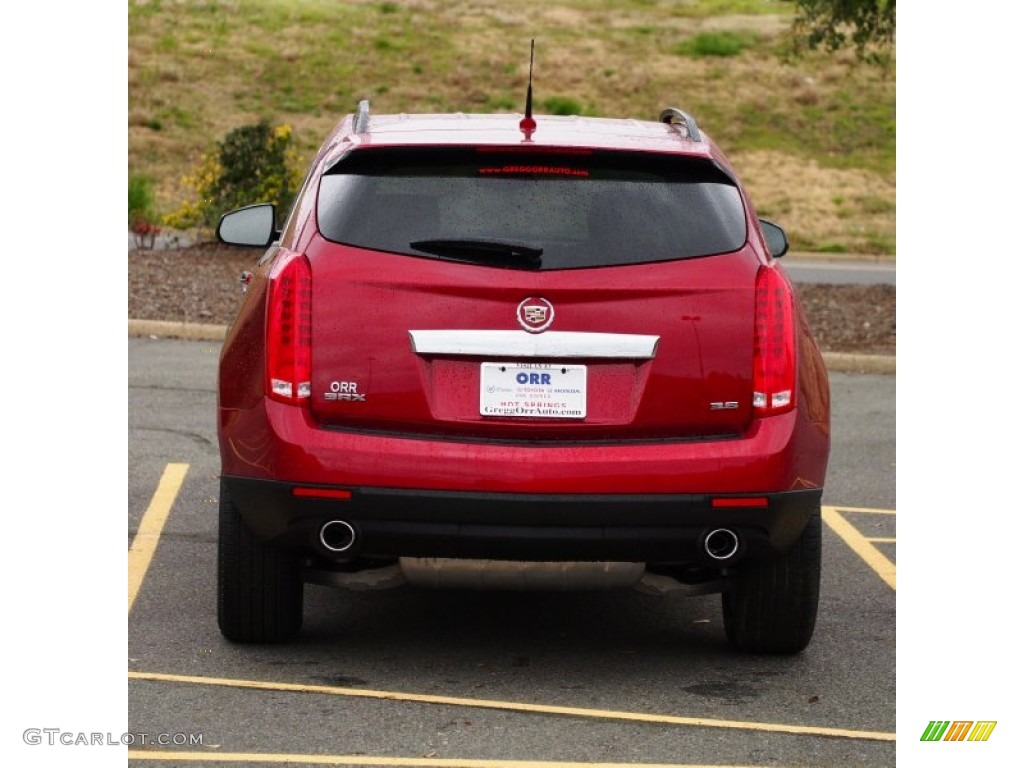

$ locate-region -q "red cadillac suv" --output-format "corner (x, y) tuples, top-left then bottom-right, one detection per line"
(216, 101), (831, 653)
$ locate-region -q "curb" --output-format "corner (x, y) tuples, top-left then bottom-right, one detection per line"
(129, 319), (227, 341)
(129, 319), (895, 375)
(818, 352), (896, 375)
(783, 250), (896, 265)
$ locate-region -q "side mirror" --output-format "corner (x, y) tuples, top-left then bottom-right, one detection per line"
(759, 219), (789, 259)
(217, 203), (278, 247)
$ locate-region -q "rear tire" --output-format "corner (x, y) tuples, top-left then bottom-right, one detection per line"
(722, 505), (821, 654)
(217, 479), (303, 642)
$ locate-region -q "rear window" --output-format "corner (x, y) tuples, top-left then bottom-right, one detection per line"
(317, 147), (747, 270)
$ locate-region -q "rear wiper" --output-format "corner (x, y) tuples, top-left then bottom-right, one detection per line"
(409, 238), (543, 268)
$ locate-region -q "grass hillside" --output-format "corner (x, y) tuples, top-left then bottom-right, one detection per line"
(128, 0), (895, 255)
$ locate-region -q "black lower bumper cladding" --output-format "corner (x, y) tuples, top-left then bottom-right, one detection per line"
(224, 476), (821, 565)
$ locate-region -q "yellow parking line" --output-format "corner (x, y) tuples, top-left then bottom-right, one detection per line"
(866, 537), (896, 544)
(822, 506), (895, 591)
(127, 752), (762, 767)
(129, 463), (189, 613)
(831, 506), (895, 515)
(128, 671), (895, 743)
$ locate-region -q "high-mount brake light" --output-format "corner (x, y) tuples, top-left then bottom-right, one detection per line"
(752, 265), (796, 415)
(266, 250), (312, 405)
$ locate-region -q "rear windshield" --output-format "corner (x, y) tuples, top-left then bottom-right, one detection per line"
(317, 147), (747, 270)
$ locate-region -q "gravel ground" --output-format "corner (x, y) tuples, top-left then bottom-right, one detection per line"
(128, 244), (895, 356)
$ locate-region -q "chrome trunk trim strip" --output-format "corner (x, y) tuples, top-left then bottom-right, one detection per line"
(409, 330), (659, 359)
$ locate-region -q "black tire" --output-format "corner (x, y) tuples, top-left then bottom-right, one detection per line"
(722, 505), (821, 654)
(217, 478), (303, 642)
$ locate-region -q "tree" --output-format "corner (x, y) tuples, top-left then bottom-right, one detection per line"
(792, 0), (896, 60)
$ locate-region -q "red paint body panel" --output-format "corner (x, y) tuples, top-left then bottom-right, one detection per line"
(219, 397), (827, 494)
(325, 114), (724, 163)
(302, 241), (761, 439)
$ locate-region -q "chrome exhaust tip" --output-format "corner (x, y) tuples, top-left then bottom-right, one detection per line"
(319, 520), (357, 553)
(703, 528), (740, 562)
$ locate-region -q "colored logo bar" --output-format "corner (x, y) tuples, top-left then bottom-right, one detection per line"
(921, 721), (997, 742)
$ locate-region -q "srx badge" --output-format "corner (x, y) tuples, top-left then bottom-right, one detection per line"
(324, 381), (366, 402)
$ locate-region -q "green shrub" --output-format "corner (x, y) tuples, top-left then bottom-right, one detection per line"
(816, 242), (848, 253)
(129, 175), (162, 248)
(129, 175), (156, 222)
(674, 31), (756, 58)
(542, 96), (584, 116)
(166, 120), (302, 232)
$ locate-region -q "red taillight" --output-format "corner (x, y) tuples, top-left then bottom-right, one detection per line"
(752, 265), (795, 415)
(266, 250), (312, 405)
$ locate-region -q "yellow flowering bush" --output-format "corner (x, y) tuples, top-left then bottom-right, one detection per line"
(165, 121), (302, 234)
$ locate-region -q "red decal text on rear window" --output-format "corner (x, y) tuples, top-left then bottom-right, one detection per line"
(478, 165), (589, 177)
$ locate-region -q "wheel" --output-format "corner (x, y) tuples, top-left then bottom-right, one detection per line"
(722, 505), (821, 654)
(217, 478), (303, 642)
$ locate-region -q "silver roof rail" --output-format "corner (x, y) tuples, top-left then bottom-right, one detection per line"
(659, 107), (701, 142)
(353, 99), (371, 134)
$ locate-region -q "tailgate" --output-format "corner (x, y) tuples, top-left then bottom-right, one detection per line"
(307, 241), (759, 441)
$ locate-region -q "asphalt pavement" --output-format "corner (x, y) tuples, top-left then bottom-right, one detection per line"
(781, 252), (895, 286)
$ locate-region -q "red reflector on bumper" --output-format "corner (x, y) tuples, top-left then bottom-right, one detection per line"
(292, 488), (352, 500)
(712, 497), (769, 509)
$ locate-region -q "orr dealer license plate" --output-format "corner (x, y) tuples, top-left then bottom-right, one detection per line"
(480, 363), (587, 419)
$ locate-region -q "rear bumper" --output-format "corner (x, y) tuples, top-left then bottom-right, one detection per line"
(220, 398), (829, 494)
(220, 398), (827, 564)
(224, 479), (820, 564)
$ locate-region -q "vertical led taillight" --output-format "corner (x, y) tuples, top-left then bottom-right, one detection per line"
(266, 250), (312, 405)
(752, 265), (795, 415)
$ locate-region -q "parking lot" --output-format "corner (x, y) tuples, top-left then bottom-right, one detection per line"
(128, 337), (895, 767)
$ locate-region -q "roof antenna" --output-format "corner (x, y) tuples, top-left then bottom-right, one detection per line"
(519, 39), (536, 140)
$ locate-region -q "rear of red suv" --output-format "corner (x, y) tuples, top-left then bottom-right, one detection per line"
(216, 103), (830, 653)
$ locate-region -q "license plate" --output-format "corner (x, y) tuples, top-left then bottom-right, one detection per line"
(480, 363), (587, 419)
